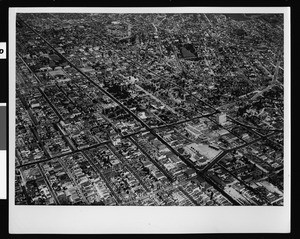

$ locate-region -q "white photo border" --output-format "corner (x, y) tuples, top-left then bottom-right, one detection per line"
(9, 7), (291, 234)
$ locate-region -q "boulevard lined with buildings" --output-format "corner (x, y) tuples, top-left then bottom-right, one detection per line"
(15, 13), (284, 206)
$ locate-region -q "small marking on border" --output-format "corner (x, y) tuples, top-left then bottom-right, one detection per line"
(0, 42), (6, 59)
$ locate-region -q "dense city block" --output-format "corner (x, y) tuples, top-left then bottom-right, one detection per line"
(15, 13), (284, 206)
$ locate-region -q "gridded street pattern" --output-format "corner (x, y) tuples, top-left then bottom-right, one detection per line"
(15, 13), (284, 205)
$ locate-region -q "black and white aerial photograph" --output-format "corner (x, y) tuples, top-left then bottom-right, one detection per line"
(14, 11), (286, 207)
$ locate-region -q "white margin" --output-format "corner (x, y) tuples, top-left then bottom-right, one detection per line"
(0, 151), (6, 199)
(9, 7), (291, 234)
